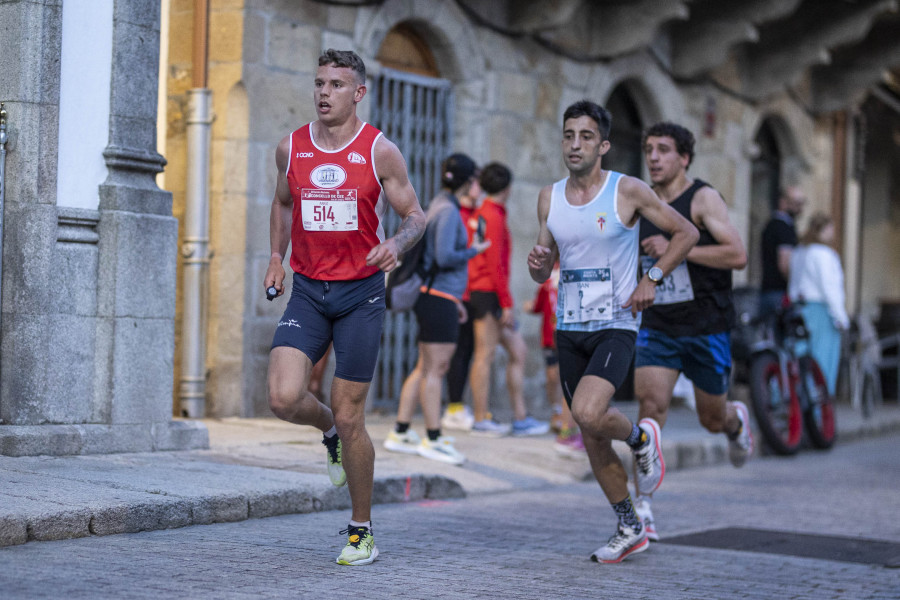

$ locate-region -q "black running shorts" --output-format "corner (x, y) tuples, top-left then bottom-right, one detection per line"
(556, 329), (637, 406)
(468, 291), (503, 321)
(414, 292), (460, 344)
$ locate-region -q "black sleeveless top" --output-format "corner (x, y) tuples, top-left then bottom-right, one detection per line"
(640, 179), (734, 336)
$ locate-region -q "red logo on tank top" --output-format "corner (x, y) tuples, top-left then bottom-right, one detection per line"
(348, 151), (366, 164)
(596, 212), (607, 232)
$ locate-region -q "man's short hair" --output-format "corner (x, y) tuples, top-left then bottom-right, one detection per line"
(479, 162), (512, 195)
(563, 100), (612, 140)
(318, 49), (366, 84)
(642, 122), (695, 168)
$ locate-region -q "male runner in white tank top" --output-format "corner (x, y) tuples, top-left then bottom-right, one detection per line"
(528, 100), (698, 563)
(265, 49), (425, 566)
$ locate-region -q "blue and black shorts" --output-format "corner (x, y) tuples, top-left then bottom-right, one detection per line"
(271, 271), (385, 383)
(635, 328), (732, 395)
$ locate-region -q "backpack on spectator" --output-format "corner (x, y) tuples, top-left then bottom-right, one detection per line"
(385, 236), (437, 312)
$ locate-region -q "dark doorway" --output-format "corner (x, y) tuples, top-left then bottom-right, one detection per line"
(748, 119), (783, 286)
(605, 84), (644, 178)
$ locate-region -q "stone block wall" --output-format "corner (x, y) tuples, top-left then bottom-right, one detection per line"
(0, 0), (207, 455)
(160, 0), (847, 418)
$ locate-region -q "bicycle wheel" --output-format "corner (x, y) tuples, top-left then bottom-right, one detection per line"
(748, 352), (802, 455)
(798, 355), (836, 449)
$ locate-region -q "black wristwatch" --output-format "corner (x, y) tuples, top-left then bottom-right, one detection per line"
(647, 266), (664, 284)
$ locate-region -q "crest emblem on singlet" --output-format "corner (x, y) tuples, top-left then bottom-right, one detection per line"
(348, 151), (366, 164)
(596, 212), (607, 232)
(310, 164), (347, 189)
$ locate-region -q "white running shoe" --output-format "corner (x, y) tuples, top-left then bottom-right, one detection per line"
(471, 417), (512, 437)
(441, 405), (475, 431)
(634, 495), (659, 542)
(633, 418), (665, 494)
(590, 525), (649, 563)
(417, 436), (466, 465)
(728, 401), (754, 468)
(383, 429), (421, 455)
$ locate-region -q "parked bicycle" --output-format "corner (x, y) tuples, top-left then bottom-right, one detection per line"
(735, 296), (836, 455)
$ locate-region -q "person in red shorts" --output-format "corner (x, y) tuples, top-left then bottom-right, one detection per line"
(468, 163), (549, 437)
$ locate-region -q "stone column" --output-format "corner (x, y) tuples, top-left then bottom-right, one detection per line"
(0, 0), (207, 455)
(0, 0), (72, 451)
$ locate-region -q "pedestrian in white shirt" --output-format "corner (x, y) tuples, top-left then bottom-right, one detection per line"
(788, 213), (849, 395)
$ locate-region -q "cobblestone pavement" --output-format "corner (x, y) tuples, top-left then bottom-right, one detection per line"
(1, 436), (897, 599)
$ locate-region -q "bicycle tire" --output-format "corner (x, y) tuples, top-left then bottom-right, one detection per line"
(798, 355), (836, 449)
(748, 352), (802, 455)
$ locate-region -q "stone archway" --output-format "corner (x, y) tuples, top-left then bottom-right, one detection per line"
(354, 2), (492, 409)
(356, 0), (487, 86)
(746, 115), (804, 287)
(604, 82), (648, 178)
(588, 56), (674, 180)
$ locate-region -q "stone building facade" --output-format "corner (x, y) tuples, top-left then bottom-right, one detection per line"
(161, 0), (900, 418)
(1, 1), (897, 456)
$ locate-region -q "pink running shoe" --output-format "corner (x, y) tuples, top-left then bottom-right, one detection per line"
(554, 431), (586, 457)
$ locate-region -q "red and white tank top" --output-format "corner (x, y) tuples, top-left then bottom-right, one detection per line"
(286, 122), (386, 280)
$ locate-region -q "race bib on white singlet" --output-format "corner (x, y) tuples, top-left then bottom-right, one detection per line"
(560, 267), (614, 323)
(301, 188), (359, 231)
(641, 256), (694, 305)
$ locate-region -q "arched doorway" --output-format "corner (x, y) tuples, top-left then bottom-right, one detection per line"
(376, 22), (440, 77)
(605, 84), (645, 177)
(604, 83), (647, 400)
(748, 118), (783, 286)
(370, 23), (454, 408)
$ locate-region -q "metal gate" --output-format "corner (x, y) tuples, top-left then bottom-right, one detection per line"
(369, 67), (453, 409)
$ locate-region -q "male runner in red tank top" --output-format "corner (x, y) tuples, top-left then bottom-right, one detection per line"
(264, 49), (425, 566)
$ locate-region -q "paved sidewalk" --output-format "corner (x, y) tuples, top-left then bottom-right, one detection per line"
(1, 401), (898, 548)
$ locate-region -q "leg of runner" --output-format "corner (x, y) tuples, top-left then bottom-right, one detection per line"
(267, 346), (334, 431)
(573, 376), (649, 563)
(632, 366), (678, 541)
(331, 377), (375, 523)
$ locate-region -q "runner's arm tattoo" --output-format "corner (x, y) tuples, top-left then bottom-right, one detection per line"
(392, 210), (426, 254)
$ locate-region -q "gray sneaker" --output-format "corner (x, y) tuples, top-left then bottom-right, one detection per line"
(471, 417), (511, 437)
(512, 416), (551, 436)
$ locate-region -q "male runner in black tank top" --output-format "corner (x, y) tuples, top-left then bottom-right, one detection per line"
(632, 122), (754, 541)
